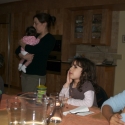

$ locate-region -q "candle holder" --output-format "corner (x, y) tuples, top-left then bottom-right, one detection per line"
(47, 97), (63, 125)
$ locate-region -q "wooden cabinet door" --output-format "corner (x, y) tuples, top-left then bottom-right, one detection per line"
(71, 10), (83, 44)
(70, 9), (112, 46)
(89, 9), (112, 46)
(96, 66), (115, 97)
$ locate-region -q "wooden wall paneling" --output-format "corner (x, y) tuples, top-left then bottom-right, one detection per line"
(0, 14), (9, 23)
(22, 12), (36, 31)
(0, 24), (9, 85)
(60, 63), (70, 88)
(62, 9), (76, 61)
(46, 73), (61, 94)
(9, 13), (24, 87)
(48, 9), (64, 35)
(55, 74), (61, 93)
(9, 11), (36, 87)
(0, 0), (125, 13)
(46, 74), (55, 94)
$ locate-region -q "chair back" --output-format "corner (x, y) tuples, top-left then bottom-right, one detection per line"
(0, 54), (4, 68)
(96, 86), (108, 108)
(0, 76), (4, 95)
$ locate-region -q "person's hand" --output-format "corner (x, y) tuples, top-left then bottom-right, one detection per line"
(63, 97), (69, 104)
(109, 113), (125, 125)
(66, 70), (72, 85)
(63, 70), (73, 88)
(23, 53), (34, 61)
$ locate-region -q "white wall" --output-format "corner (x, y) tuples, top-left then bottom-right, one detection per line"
(114, 11), (125, 95)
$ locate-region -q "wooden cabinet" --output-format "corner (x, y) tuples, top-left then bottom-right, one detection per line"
(96, 66), (115, 97)
(70, 9), (112, 46)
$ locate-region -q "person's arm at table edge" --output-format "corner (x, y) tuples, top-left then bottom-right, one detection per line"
(102, 105), (114, 121)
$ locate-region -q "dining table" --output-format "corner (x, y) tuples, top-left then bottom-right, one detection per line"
(0, 94), (109, 125)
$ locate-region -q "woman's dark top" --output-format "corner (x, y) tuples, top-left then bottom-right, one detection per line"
(15, 33), (56, 76)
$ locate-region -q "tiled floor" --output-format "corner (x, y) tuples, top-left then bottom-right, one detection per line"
(4, 86), (22, 95)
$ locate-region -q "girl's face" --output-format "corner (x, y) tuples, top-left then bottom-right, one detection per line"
(69, 61), (82, 81)
(33, 17), (46, 34)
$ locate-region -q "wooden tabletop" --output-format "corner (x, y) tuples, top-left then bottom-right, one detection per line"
(60, 104), (109, 125)
(0, 94), (109, 125)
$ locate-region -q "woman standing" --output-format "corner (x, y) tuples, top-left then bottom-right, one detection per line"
(15, 13), (56, 92)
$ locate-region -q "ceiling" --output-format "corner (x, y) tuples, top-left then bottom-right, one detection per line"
(0, 0), (22, 4)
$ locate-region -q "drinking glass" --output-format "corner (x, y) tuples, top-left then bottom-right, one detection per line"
(50, 92), (64, 107)
(7, 93), (49, 125)
(18, 92), (48, 125)
(47, 97), (63, 125)
(6, 97), (22, 125)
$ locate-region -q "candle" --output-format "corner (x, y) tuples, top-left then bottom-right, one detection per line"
(51, 116), (62, 122)
(56, 102), (60, 106)
(24, 120), (44, 124)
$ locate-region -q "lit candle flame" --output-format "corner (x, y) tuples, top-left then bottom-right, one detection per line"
(56, 102), (60, 106)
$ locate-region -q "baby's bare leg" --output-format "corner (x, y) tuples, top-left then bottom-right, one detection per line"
(21, 61), (32, 73)
(18, 59), (25, 71)
(24, 60), (32, 67)
(19, 59), (25, 64)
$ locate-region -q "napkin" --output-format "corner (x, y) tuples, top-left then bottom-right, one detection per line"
(70, 106), (89, 113)
(63, 106), (89, 116)
(76, 111), (94, 116)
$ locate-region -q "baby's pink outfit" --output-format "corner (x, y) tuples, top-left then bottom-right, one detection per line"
(21, 36), (40, 51)
(18, 36), (40, 73)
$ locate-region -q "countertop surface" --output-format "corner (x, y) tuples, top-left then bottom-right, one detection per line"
(61, 61), (117, 66)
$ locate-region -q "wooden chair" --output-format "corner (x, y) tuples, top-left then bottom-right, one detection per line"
(0, 76), (4, 102)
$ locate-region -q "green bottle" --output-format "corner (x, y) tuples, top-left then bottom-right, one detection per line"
(37, 84), (47, 98)
(37, 79), (47, 103)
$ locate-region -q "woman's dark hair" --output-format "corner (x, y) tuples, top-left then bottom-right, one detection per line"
(33, 13), (56, 28)
(25, 26), (37, 36)
(71, 57), (98, 92)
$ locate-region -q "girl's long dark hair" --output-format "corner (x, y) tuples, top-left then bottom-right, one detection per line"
(71, 57), (99, 92)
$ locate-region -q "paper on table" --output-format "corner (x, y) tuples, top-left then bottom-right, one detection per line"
(76, 111), (94, 116)
(63, 106), (89, 116)
(70, 106), (89, 113)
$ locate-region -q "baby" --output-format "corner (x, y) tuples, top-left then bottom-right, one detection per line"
(18, 26), (40, 73)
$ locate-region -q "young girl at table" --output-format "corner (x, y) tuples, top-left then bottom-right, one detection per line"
(59, 57), (98, 107)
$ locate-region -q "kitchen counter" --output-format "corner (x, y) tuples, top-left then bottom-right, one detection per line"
(61, 61), (117, 66)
